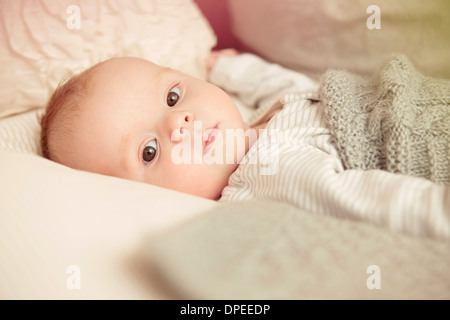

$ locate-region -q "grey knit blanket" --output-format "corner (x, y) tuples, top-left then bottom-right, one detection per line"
(319, 55), (450, 185)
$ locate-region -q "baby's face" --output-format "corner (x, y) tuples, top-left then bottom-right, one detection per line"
(66, 57), (250, 199)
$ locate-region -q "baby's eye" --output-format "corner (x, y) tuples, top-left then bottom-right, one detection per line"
(167, 86), (181, 107)
(143, 140), (158, 163)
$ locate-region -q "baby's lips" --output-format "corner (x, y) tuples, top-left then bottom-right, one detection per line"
(202, 125), (219, 153)
(202, 125), (219, 142)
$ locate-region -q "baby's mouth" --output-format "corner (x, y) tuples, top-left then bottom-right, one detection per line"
(203, 125), (218, 155)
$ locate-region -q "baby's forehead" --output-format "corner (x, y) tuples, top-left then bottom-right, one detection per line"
(95, 57), (164, 76)
(86, 57), (169, 95)
(105, 56), (158, 66)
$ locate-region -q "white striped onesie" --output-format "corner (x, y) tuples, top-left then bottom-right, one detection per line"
(209, 53), (450, 241)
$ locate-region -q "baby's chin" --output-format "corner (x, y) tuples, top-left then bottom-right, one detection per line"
(187, 180), (228, 201)
(186, 168), (235, 201)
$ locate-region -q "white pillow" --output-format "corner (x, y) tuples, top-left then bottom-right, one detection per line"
(228, 0), (450, 79)
(0, 0), (216, 119)
(0, 150), (217, 299)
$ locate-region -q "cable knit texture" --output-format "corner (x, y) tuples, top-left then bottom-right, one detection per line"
(320, 55), (450, 185)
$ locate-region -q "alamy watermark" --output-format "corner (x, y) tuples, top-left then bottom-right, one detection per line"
(366, 265), (381, 289)
(66, 264), (81, 290)
(66, 4), (381, 31)
(66, 5), (81, 30)
(367, 5), (381, 30)
(169, 121), (280, 175)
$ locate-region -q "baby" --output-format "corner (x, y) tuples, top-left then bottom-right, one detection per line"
(40, 50), (267, 200)
(41, 50), (450, 239)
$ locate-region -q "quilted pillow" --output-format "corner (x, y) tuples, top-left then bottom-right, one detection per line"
(0, 0), (216, 119)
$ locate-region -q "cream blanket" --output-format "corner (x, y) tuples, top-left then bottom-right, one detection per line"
(320, 55), (450, 185)
(146, 201), (450, 299)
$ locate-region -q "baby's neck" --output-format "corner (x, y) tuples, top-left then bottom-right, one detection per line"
(251, 120), (270, 132)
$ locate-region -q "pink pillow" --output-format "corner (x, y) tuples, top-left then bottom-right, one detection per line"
(228, 0), (450, 79)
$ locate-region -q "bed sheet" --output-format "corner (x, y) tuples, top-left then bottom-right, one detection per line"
(0, 149), (217, 299)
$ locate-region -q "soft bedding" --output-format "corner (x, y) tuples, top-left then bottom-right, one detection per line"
(0, 0), (214, 119)
(227, 0), (450, 79)
(0, 149), (217, 299)
(213, 53), (450, 242)
(1, 0), (449, 300)
(0, 0), (219, 299)
(146, 201), (450, 299)
(321, 54), (450, 184)
(0, 109), (43, 155)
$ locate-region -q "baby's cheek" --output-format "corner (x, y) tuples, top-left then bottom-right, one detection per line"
(159, 163), (200, 190)
(169, 163), (227, 199)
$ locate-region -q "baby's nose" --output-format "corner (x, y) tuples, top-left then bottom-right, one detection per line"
(169, 111), (193, 142)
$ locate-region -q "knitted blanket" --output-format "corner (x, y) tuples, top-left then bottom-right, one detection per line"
(319, 55), (450, 185)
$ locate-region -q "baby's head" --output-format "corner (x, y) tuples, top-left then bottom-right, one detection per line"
(41, 57), (251, 199)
